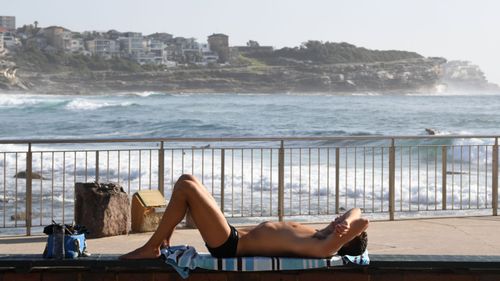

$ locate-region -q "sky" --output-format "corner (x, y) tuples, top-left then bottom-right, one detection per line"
(3, 0), (500, 84)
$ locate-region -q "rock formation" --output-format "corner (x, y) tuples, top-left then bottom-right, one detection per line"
(0, 60), (32, 90)
(14, 171), (47, 180)
(75, 182), (130, 238)
(440, 60), (500, 91)
(16, 57), (448, 94)
(2, 56), (498, 94)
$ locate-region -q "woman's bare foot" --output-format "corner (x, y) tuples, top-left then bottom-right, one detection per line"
(119, 244), (161, 260)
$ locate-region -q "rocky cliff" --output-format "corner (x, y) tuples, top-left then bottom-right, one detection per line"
(2, 38), (499, 94)
(439, 61), (500, 91)
(2, 53), (497, 94)
(0, 59), (32, 90)
(6, 57), (446, 94)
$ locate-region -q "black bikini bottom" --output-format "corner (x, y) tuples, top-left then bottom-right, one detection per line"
(206, 224), (239, 258)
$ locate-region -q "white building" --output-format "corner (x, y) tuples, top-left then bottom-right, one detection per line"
(61, 31), (73, 51)
(86, 39), (118, 58)
(69, 38), (85, 53)
(133, 52), (159, 65)
(119, 33), (144, 55)
(199, 43), (218, 65)
(0, 33), (4, 55)
(201, 51), (219, 64)
(0, 16), (15, 31)
(2, 33), (19, 49)
(145, 39), (169, 65)
(147, 39), (164, 52)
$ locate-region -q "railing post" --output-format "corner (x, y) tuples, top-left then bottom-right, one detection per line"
(335, 147), (340, 214)
(95, 150), (100, 182)
(220, 149), (225, 214)
(278, 140), (285, 222)
(389, 139), (395, 221)
(26, 143), (33, 236)
(158, 141), (165, 195)
(493, 138), (498, 216)
(442, 146), (447, 210)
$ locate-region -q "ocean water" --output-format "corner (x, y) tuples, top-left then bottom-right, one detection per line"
(1, 90), (499, 233)
(0, 91), (499, 140)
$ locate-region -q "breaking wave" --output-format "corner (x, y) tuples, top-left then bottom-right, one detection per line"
(0, 94), (60, 108)
(65, 99), (136, 111)
(118, 91), (166, 97)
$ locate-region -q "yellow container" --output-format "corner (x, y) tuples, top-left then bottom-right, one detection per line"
(131, 190), (166, 232)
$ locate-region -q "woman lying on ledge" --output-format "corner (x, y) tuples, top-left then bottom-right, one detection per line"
(120, 174), (369, 259)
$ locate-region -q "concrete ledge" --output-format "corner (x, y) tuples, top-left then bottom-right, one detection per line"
(2, 254), (500, 281)
(370, 254), (500, 270)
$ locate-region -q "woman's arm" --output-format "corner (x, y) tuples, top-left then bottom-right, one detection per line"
(318, 210), (369, 257)
(313, 208), (363, 239)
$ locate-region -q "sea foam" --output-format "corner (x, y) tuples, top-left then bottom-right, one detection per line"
(0, 94), (46, 107)
(119, 91), (163, 97)
(65, 98), (134, 111)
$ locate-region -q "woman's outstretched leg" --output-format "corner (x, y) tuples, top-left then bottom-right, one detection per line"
(120, 174), (231, 259)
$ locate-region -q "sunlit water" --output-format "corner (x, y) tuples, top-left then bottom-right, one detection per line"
(1, 91), (499, 139)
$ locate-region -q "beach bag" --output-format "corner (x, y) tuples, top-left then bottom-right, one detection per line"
(42, 223), (90, 259)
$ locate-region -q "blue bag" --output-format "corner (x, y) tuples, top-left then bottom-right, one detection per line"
(44, 233), (87, 259)
(42, 223), (90, 259)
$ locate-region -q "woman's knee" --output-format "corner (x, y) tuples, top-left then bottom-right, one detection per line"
(177, 174), (197, 183)
(173, 176), (200, 195)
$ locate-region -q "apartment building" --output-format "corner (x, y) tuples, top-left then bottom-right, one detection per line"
(86, 39), (119, 58)
(119, 33), (144, 55)
(0, 33), (4, 54)
(43, 26), (73, 51)
(69, 38), (85, 53)
(197, 43), (218, 65)
(0, 16), (15, 31)
(1, 32), (19, 49)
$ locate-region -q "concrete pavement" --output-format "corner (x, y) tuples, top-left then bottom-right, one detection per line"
(1, 216), (500, 256)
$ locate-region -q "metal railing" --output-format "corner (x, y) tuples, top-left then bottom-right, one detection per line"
(0, 135), (498, 236)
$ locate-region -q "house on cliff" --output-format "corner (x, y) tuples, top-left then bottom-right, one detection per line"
(208, 33), (229, 63)
(118, 32), (144, 56)
(86, 38), (119, 58)
(42, 26), (73, 52)
(0, 33), (4, 55)
(0, 16), (16, 31)
(0, 27), (20, 50)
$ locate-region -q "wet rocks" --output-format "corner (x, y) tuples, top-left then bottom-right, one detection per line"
(10, 211), (39, 221)
(14, 171), (47, 180)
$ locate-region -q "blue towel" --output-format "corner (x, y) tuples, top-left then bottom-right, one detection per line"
(342, 250), (370, 265)
(161, 245), (370, 279)
(162, 245), (199, 278)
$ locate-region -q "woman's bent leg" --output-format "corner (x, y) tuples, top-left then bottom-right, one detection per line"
(120, 174), (230, 259)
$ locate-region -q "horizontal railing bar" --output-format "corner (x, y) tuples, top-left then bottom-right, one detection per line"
(4, 144), (491, 154)
(1, 135), (500, 145)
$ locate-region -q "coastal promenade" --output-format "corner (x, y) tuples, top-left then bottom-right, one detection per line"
(2, 216), (500, 255)
(2, 136), (500, 279)
(2, 216), (500, 281)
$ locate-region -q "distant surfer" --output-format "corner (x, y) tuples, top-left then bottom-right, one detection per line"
(425, 128), (437, 135)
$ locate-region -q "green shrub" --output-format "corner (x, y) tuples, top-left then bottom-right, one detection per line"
(247, 40), (422, 65)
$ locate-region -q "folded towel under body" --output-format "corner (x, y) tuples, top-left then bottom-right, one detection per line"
(161, 245), (369, 279)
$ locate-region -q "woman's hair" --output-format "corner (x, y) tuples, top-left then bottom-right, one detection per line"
(337, 231), (368, 256)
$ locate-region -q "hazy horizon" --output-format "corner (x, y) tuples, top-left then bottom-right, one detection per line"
(3, 0), (500, 85)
